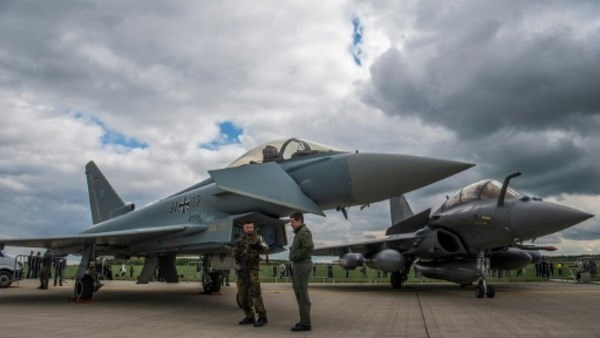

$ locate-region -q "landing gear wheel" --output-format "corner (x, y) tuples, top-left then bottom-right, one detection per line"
(0, 270), (13, 288)
(485, 285), (496, 298)
(74, 274), (94, 300)
(202, 272), (222, 294)
(390, 271), (402, 289)
(475, 284), (485, 298)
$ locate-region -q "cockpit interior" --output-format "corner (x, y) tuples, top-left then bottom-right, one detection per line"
(440, 180), (522, 211)
(228, 138), (340, 167)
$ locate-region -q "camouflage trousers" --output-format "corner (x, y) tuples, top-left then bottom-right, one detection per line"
(236, 268), (267, 318)
(39, 265), (51, 289)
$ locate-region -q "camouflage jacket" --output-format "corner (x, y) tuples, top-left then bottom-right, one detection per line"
(289, 224), (314, 262)
(232, 232), (269, 271)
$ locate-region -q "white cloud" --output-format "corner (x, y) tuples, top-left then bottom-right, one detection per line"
(0, 1), (597, 255)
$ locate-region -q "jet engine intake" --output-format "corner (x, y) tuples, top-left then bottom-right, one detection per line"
(339, 253), (365, 270)
(415, 260), (480, 284)
(365, 249), (404, 272)
(411, 229), (466, 258)
(490, 247), (532, 270)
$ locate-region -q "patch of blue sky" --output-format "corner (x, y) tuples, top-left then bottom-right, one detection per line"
(74, 112), (147, 149)
(201, 121), (243, 150)
(351, 16), (364, 66)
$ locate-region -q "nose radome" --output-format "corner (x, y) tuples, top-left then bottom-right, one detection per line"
(511, 200), (594, 239)
(347, 153), (474, 204)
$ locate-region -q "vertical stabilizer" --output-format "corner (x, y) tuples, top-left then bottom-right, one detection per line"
(85, 161), (125, 224)
(386, 196), (430, 235)
(390, 196), (414, 226)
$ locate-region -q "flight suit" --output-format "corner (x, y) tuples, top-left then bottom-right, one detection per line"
(39, 250), (55, 289)
(233, 232), (269, 320)
(289, 224), (314, 326)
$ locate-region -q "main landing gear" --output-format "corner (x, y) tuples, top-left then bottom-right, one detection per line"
(73, 244), (102, 301)
(474, 251), (495, 298)
(200, 255), (222, 294)
(390, 258), (413, 289)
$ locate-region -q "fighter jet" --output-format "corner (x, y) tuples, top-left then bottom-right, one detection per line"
(0, 137), (473, 299)
(313, 172), (594, 298)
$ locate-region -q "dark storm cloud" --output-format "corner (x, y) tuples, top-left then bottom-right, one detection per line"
(561, 218), (600, 241)
(360, 0), (600, 196)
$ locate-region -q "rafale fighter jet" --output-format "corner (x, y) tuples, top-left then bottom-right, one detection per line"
(0, 138), (473, 299)
(313, 172), (593, 298)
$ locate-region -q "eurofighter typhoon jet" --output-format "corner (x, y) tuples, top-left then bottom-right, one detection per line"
(0, 138), (473, 299)
(313, 172), (593, 298)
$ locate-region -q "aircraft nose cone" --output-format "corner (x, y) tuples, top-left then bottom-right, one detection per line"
(511, 200), (594, 240)
(347, 153), (474, 204)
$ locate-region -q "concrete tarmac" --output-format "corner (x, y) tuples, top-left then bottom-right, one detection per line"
(1, 279), (600, 337)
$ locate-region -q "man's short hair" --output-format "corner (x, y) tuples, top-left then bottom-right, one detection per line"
(290, 212), (304, 223)
(243, 220), (254, 225)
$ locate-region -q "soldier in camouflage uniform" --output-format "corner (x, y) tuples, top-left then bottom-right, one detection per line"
(233, 220), (269, 327)
(288, 212), (314, 332)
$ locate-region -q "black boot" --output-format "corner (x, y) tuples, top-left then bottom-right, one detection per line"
(254, 317), (268, 327)
(292, 324), (311, 331)
(238, 317), (255, 325)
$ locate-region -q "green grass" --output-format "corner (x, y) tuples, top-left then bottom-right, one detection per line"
(57, 261), (598, 284)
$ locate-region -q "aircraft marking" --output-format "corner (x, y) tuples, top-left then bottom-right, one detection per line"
(169, 196), (201, 214)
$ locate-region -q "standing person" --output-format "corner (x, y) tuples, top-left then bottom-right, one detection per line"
(233, 220), (269, 327)
(26, 251), (34, 278)
(32, 251), (41, 278)
(289, 212), (314, 332)
(279, 263), (285, 278)
(38, 249), (55, 289)
(129, 263), (134, 278)
(327, 264), (333, 278)
(120, 263), (127, 278)
(556, 262), (563, 276)
(53, 257), (66, 286)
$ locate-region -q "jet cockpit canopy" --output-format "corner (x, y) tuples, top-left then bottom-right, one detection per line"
(441, 179), (522, 211)
(228, 138), (341, 167)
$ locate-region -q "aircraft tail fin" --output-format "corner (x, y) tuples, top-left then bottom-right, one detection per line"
(386, 196), (430, 235)
(85, 161), (125, 224)
(389, 196), (414, 226)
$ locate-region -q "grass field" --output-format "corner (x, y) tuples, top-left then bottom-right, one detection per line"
(48, 260), (598, 285)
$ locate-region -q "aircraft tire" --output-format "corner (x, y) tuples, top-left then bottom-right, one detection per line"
(391, 271), (402, 289)
(202, 272), (222, 294)
(0, 270), (13, 288)
(485, 285), (496, 298)
(474, 284), (485, 298)
(74, 275), (94, 299)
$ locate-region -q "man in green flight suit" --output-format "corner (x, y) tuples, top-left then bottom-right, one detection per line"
(233, 220), (269, 327)
(289, 212), (314, 332)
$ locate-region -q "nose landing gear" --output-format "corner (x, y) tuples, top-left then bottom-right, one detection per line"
(475, 251), (495, 298)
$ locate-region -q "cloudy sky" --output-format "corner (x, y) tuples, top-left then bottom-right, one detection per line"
(1, 0), (598, 257)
